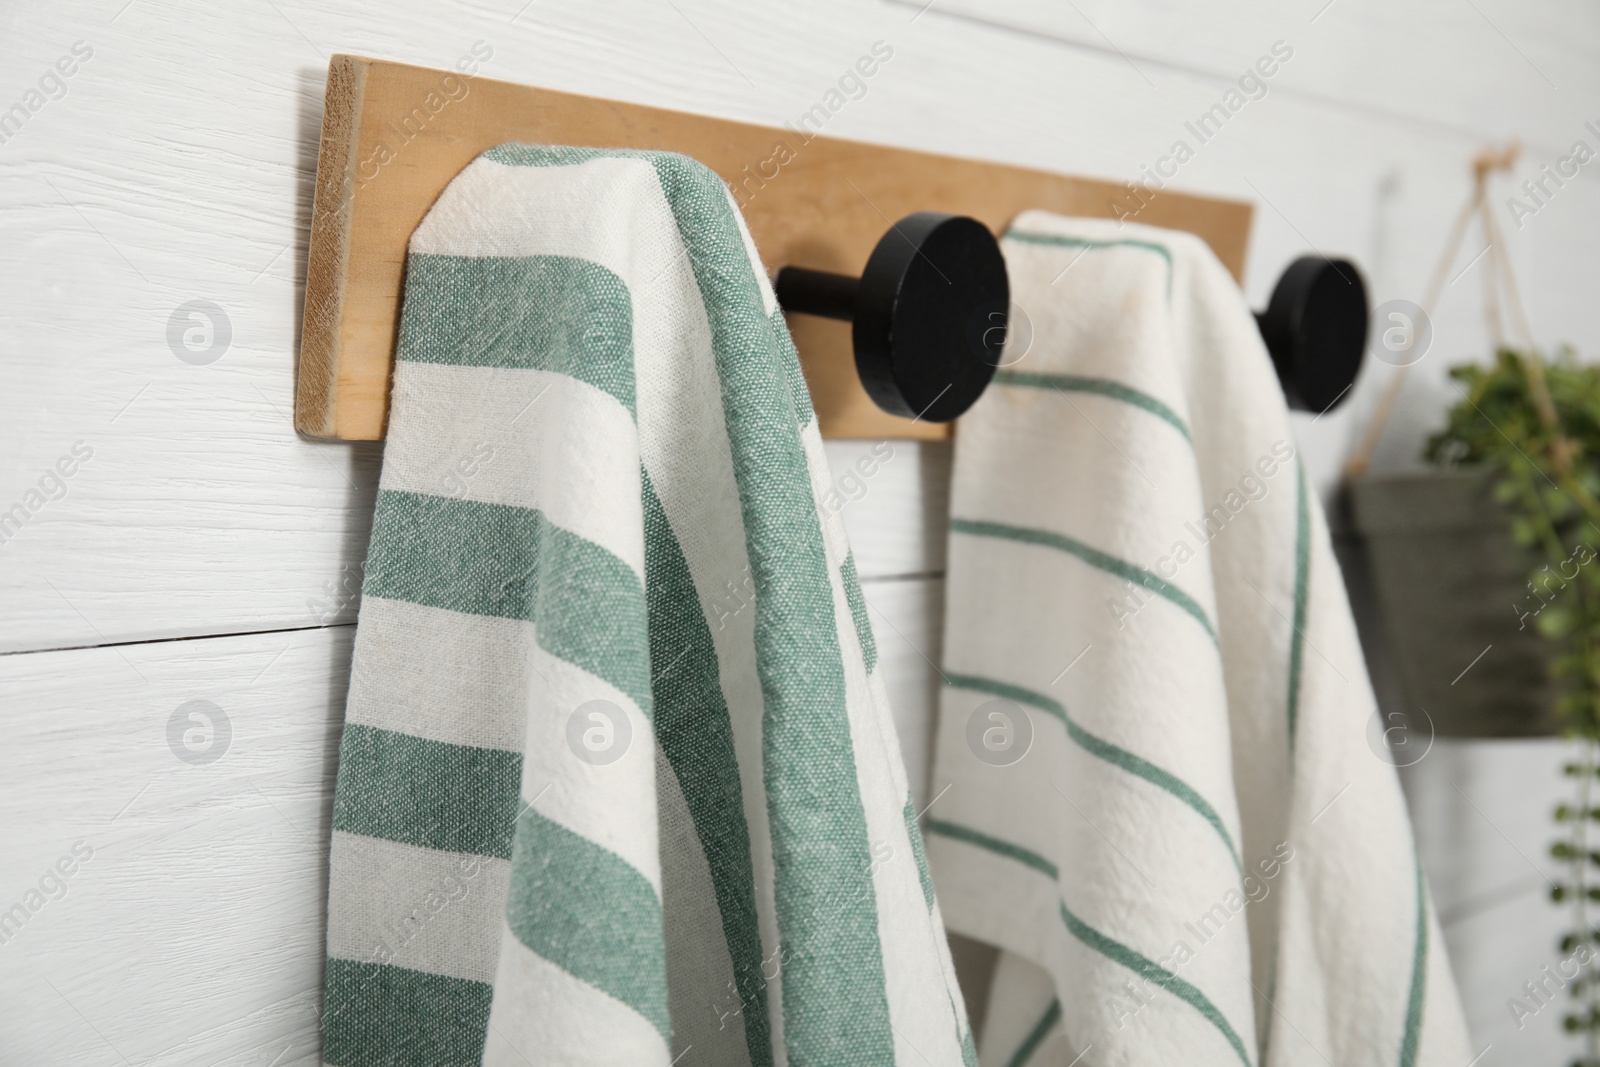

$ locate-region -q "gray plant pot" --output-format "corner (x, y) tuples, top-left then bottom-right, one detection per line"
(1346, 468), (1560, 738)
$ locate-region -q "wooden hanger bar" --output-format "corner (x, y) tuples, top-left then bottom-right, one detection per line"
(296, 55), (1254, 441)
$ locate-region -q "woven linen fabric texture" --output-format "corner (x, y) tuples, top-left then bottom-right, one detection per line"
(925, 213), (1474, 1067)
(320, 144), (975, 1067)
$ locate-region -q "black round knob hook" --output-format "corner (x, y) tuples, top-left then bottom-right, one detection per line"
(1255, 256), (1368, 414)
(774, 213), (1010, 423)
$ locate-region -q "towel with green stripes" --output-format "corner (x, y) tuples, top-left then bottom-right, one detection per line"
(321, 145), (975, 1066)
(924, 213), (1472, 1066)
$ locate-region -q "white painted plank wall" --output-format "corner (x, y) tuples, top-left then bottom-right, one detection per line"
(894, 0), (1600, 151)
(2, 0), (1595, 1062)
(0, 629), (348, 1066)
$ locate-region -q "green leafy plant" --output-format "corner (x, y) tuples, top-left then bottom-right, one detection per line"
(1429, 347), (1600, 1058)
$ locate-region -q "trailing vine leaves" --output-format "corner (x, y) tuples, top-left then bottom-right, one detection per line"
(1428, 347), (1600, 1055)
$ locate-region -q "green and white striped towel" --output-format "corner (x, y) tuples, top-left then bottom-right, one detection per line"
(925, 213), (1473, 1066)
(321, 144), (975, 1066)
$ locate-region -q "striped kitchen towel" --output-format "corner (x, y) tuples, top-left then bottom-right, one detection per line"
(321, 144), (974, 1066)
(924, 213), (1473, 1066)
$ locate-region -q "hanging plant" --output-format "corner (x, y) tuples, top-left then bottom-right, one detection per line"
(1428, 347), (1600, 1058)
(1345, 141), (1600, 1056)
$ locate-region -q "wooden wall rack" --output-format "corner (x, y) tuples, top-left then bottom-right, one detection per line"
(295, 55), (1253, 441)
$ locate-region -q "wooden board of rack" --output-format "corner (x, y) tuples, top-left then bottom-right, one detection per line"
(296, 54), (1254, 441)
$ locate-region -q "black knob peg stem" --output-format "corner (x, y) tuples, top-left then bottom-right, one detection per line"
(773, 268), (859, 323)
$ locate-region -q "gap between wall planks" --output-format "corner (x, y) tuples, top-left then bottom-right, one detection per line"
(296, 54), (1254, 442)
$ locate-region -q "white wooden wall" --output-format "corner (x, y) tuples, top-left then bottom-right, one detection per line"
(2, 0), (1596, 1062)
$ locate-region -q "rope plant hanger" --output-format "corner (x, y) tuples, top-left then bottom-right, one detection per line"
(1342, 143), (1554, 480)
